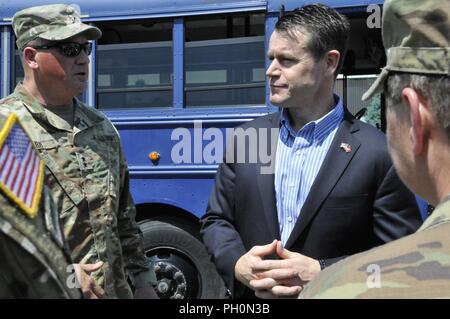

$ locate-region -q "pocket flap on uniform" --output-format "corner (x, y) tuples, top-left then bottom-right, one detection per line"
(39, 151), (85, 207)
(34, 139), (58, 150)
(108, 172), (118, 199)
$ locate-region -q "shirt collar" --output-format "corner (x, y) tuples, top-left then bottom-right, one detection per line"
(280, 95), (344, 142)
(419, 197), (450, 231)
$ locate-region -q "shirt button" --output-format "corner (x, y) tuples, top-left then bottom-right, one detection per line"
(289, 183), (295, 188)
(287, 216), (293, 222)
(296, 150), (302, 156)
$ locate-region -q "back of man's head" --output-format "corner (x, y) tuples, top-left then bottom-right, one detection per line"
(275, 4), (350, 76)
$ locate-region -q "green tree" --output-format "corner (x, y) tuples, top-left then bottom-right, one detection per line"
(364, 94), (381, 129)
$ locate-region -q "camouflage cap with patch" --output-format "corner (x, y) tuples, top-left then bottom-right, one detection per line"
(362, 0), (450, 101)
(13, 4), (102, 51)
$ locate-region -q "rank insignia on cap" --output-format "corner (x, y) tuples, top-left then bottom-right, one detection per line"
(0, 114), (44, 218)
(340, 142), (352, 153)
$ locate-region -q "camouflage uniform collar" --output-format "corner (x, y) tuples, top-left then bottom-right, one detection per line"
(14, 84), (47, 117)
(73, 99), (105, 131)
(418, 196), (450, 231)
(0, 114), (6, 128)
(13, 84), (104, 131)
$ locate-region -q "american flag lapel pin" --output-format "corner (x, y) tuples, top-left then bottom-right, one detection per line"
(340, 142), (351, 153)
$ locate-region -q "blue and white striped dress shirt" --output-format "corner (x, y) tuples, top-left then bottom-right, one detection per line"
(275, 96), (344, 246)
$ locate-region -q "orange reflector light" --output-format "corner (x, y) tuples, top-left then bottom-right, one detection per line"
(149, 151), (160, 161)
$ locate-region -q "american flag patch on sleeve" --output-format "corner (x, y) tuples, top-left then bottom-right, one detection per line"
(0, 114), (44, 218)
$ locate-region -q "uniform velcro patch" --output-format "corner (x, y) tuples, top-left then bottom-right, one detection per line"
(0, 114), (44, 218)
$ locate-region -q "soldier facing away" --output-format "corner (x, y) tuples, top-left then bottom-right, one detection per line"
(0, 4), (157, 298)
(0, 113), (81, 298)
(300, 0), (450, 298)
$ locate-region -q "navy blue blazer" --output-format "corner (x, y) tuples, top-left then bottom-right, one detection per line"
(200, 110), (422, 298)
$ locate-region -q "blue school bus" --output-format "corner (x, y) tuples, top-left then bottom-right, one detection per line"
(1, 0), (392, 298)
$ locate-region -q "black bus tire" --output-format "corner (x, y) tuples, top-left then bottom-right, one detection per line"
(139, 220), (227, 299)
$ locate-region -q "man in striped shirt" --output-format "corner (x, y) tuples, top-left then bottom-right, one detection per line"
(201, 4), (422, 298)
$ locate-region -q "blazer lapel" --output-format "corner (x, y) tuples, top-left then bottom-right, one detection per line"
(256, 112), (280, 240)
(285, 114), (361, 249)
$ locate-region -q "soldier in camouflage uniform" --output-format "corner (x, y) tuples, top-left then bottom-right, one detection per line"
(0, 113), (81, 298)
(0, 4), (157, 298)
(300, 0), (450, 298)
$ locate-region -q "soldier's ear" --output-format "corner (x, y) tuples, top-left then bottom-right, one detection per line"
(22, 47), (39, 69)
(402, 87), (429, 156)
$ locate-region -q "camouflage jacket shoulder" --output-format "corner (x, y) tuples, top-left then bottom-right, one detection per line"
(0, 196), (81, 298)
(0, 91), (34, 119)
(0, 113), (80, 298)
(300, 200), (450, 298)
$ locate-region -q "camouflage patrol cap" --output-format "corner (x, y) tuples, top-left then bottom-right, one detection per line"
(362, 0), (450, 101)
(13, 4), (102, 51)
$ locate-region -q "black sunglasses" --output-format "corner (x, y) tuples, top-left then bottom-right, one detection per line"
(32, 42), (92, 58)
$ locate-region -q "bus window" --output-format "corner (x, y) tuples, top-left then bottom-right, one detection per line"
(335, 75), (378, 114)
(13, 50), (24, 89)
(335, 75), (381, 128)
(185, 13), (265, 108)
(0, 39), (1, 96)
(96, 19), (172, 109)
(334, 14), (384, 129)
